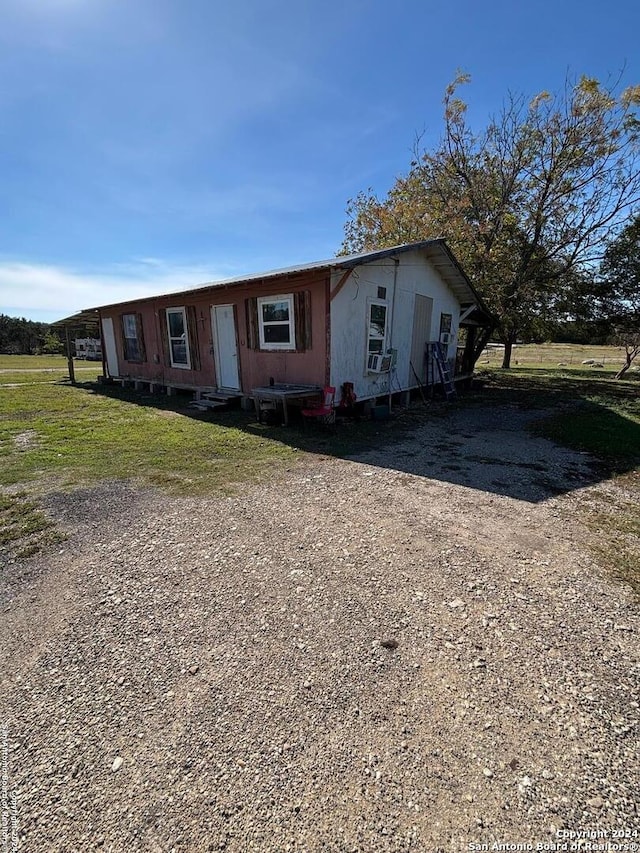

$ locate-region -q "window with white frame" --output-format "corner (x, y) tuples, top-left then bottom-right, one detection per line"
(166, 307), (191, 368)
(258, 295), (295, 350)
(367, 299), (388, 368)
(122, 313), (143, 362)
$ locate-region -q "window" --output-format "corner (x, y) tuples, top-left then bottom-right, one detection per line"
(367, 299), (388, 366)
(166, 307), (191, 368)
(122, 313), (144, 362)
(439, 312), (453, 359)
(245, 292), (311, 352)
(257, 295), (295, 350)
(439, 313), (452, 335)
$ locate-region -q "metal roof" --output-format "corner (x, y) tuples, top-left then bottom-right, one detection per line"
(49, 309), (100, 328)
(56, 240), (492, 320)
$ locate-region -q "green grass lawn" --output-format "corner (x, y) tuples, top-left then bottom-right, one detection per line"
(0, 372), (69, 385)
(0, 354), (87, 370)
(0, 380), (308, 559)
(2, 357), (639, 592)
(0, 355), (101, 387)
(0, 368), (99, 386)
(0, 374), (417, 558)
(0, 382), (300, 495)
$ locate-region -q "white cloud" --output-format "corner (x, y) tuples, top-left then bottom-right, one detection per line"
(0, 257), (240, 323)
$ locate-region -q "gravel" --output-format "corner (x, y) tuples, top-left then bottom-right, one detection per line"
(1, 405), (638, 851)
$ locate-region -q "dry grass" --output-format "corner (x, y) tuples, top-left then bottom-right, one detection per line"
(0, 492), (67, 559)
(577, 478), (640, 596)
(480, 342), (629, 372)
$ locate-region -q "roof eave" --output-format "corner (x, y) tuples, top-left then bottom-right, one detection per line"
(49, 309), (101, 328)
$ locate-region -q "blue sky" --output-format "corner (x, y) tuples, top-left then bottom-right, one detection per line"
(1, 0), (639, 323)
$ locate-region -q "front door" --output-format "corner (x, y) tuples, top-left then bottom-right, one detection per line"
(211, 305), (240, 390)
(101, 317), (119, 378)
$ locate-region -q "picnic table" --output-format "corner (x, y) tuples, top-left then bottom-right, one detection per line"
(251, 383), (322, 426)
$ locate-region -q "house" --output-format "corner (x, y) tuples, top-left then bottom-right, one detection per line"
(56, 241), (493, 410)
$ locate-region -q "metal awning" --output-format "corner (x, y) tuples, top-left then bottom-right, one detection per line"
(49, 309), (100, 329)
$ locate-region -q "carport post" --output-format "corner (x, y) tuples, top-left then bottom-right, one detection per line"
(65, 326), (76, 385)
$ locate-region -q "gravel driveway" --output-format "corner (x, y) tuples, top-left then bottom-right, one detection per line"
(1, 405), (638, 852)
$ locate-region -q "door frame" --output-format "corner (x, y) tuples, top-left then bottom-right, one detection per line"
(410, 293), (434, 385)
(211, 304), (241, 391)
(101, 317), (119, 379)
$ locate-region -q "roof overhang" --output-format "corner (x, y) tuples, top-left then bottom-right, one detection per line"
(458, 304), (495, 328)
(336, 240), (494, 324)
(49, 309), (100, 329)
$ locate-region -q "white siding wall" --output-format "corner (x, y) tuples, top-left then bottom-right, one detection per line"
(330, 250), (460, 401)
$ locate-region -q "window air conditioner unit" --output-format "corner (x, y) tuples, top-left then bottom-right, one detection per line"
(440, 332), (451, 345)
(367, 353), (392, 373)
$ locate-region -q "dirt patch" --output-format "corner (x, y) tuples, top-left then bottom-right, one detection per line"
(0, 368), (61, 374)
(0, 408), (637, 851)
(12, 430), (38, 451)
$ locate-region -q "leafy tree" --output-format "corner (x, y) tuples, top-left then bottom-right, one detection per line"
(41, 331), (65, 355)
(0, 314), (49, 354)
(342, 73), (640, 367)
(600, 215), (640, 378)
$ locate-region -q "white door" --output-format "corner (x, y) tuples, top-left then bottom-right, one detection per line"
(101, 317), (119, 378)
(211, 305), (240, 390)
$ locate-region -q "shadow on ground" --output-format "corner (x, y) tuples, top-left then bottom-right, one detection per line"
(78, 370), (640, 505)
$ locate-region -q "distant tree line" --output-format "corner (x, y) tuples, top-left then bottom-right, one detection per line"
(0, 314), (64, 355)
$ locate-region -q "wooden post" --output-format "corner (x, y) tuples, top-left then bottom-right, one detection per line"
(462, 326), (477, 375)
(65, 326), (76, 385)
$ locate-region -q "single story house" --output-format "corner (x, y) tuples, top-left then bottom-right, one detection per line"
(55, 240), (493, 409)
